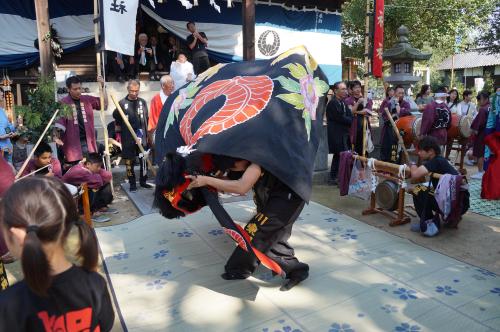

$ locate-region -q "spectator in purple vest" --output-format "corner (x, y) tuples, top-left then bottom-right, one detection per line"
(419, 86), (452, 147)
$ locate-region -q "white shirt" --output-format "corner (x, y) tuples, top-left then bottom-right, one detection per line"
(457, 101), (477, 118)
(160, 90), (168, 104)
(170, 61), (195, 91)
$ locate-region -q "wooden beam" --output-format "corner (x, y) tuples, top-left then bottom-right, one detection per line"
(242, 0), (255, 61)
(34, 0), (54, 77)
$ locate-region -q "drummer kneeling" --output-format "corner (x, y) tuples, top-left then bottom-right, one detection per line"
(409, 136), (470, 237)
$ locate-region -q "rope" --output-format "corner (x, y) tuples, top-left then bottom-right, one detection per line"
(398, 164), (407, 189)
(367, 158), (378, 193)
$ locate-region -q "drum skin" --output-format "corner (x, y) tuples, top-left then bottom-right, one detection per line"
(459, 115), (472, 138)
(396, 115), (417, 147)
(375, 180), (399, 211)
(413, 117), (422, 141)
(447, 114), (472, 140)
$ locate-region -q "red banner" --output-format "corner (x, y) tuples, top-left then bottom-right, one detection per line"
(372, 0), (384, 78)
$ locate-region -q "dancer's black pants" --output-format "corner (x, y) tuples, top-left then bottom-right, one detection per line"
(225, 192), (309, 279)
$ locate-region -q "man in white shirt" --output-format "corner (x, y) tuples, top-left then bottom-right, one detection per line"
(457, 90), (477, 118)
(170, 52), (195, 91)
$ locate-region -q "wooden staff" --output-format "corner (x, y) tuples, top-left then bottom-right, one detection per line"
(16, 109), (59, 179)
(93, 0), (114, 194)
(14, 164), (50, 182)
(110, 94), (157, 176)
(383, 108), (411, 164)
(82, 183), (92, 227)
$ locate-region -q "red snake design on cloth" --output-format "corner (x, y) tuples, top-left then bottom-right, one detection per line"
(180, 76), (274, 146)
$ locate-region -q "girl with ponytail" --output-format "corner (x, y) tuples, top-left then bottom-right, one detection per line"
(0, 177), (114, 331)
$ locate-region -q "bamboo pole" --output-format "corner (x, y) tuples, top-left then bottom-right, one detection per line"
(93, 0), (114, 194)
(361, 0), (371, 157)
(81, 183), (93, 227)
(15, 109), (60, 179)
(14, 164), (50, 182)
(383, 108), (411, 163)
(110, 94), (156, 176)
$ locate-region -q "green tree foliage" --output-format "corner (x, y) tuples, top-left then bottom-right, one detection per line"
(15, 77), (71, 142)
(342, 0), (497, 65)
(476, 2), (500, 54)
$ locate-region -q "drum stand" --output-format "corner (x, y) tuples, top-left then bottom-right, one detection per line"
(447, 139), (467, 173)
(362, 171), (412, 227)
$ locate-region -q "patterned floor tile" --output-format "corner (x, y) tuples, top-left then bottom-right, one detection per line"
(96, 200), (499, 332)
(468, 179), (500, 220)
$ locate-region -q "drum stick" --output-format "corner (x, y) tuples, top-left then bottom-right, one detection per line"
(14, 164), (51, 182)
(383, 109), (411, 164)
(16, 109), (60, 179)
(110, 94), (157, 176)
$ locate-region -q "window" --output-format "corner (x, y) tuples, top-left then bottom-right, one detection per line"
(394, 63), (401, 73)
(405, 63), (411, 73)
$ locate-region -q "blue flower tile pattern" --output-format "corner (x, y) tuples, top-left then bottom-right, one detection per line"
(340, 233), (358, 240)
(176, 231), (194, 237)
(146, 279), (167, 290)
(490, 287), (500, 296)
(324, 217), (338, 223)
(329, 323), (356, 332)
(153, 249), (169, 259)
(160, 270), (172, 278)
(476, 268), (497, 278)
(435, 285), (458, 296)
(381, 304), (398, 314)
(112, 252), (129, 260)
(393, 288), (418, 300)
(261, 319), (302, 332)
(394, 323), (421, 332)
(208, 229), (224, 236)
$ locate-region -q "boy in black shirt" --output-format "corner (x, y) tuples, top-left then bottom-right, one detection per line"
(409, 136), (462, 235)
(0, 177), (114, 331)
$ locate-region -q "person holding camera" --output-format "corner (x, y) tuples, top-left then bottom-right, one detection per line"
(186, 21), (210, 75)
(135, 33), (153, 74)
(379, 85), (412, 163)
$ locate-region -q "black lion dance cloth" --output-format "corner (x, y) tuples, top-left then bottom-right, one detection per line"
(154, 46), (329, 278)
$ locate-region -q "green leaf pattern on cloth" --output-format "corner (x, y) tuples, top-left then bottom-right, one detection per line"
(274, 59), (329, 141)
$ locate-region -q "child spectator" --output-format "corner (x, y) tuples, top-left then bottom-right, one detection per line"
(0, 155), (15, 268)
(12, 133), (29, 171)
(0, 177), (114, 330)
(470, 91), (491, 179)
(62, 153), (116, 223)
(20, 142), (62, 178)
(106, 120), (122, 167)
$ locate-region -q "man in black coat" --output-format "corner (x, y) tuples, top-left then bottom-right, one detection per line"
(113, 79), (152, 192)
(326, 81), (352, 185)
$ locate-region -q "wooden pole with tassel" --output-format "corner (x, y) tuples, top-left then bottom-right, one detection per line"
(93, 0), (114, 194)
(361, 0), (371, 157)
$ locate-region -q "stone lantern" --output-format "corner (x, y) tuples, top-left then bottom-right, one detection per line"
(382, 26), (432, 90)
